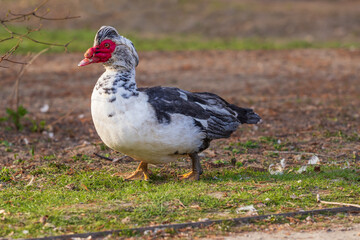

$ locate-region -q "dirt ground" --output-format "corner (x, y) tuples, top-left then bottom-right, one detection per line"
(1, 50), (360, 239)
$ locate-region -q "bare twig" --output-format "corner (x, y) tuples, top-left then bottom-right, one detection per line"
(0, 0), (79, 67)
(94, 152), (114, 162)
(47, 109), (74, 127)
(13, 48), (49, 108)
(2, 0), (79, 23)
(3, 59), (27, 65)
(316, 194), (360, 208)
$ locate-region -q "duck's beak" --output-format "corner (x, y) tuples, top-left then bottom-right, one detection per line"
(78, 47), (99, 67)
(78, 58), (93, 67)
(78, 58), (92, 67)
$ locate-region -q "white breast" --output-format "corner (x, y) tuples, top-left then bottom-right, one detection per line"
(91, 90), (205, 164)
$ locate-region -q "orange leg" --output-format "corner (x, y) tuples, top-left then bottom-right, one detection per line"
(179, 153), (202, 181)
(125, 162), (151, 181)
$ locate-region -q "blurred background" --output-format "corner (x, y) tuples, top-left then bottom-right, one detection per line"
(1, 0), (360, 53)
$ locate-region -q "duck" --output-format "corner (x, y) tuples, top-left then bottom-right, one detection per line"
(78, 26), (261, 181)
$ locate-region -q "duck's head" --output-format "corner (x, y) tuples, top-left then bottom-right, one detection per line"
(78, 26), (139, 70)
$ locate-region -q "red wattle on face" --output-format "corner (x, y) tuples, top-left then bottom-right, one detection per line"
(78, 39), (116, 67)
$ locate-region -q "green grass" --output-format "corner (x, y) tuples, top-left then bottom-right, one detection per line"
(0, 163), (359, 238)
(1, 26), (360, 54)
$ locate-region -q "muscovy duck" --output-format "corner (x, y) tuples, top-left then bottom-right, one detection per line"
(78, 26), (261, 180)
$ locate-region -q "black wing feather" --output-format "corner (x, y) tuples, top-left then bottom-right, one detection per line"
(140, 87), (261, 142)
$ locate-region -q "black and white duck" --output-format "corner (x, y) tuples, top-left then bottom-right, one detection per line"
(78, 26), (261, 181)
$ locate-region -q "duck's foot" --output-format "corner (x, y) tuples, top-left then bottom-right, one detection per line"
(125, 162), (151, 181)
(179, 153), (202, 181)
(179, 170), (200, 181)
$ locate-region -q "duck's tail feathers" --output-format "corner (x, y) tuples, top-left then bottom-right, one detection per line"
(228, 105), (262, 124)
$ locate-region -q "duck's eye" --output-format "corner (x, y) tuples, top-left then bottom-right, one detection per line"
(104, 43), (110, 48)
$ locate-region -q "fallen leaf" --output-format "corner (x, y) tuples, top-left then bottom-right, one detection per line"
(280, 158), (286, 168)
(65, 183), (76, 190)
(208, 192), (225, 199)
(190, 204), (202, 210)
(314, 166), (321, 172)
(43, 222), (55, 228)
(268, 163), (283, 175)
(81, 183), (89, 191)
(297, 165), (307, 174)
(203, 149), (217, 158)
(236, 205), (257, 213)
(40, 104), (49, 113)
(39, 215), (48, 224)
(308, 155), (320, 165)
(121, 216), (131, 224)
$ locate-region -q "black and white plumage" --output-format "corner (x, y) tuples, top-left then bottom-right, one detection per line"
(140, 87), (260, 149)
(79, 26), (261, 180)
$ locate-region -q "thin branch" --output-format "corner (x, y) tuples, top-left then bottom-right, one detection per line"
(0, 36), (14, 43)
(2, 0), (79, 23)
(13, 48), (50, 108)
(22, 34), (71, 48)
(316, 194), (360, 208)
(3, 59), (27, 65)
(47, 109), (74, 127)
(33, 12), (80, 21)
(1, 22), (65, 48)
(0, 40), (22, 66)
(94, 153), (114, 162)
(0, 1), (79, 65)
